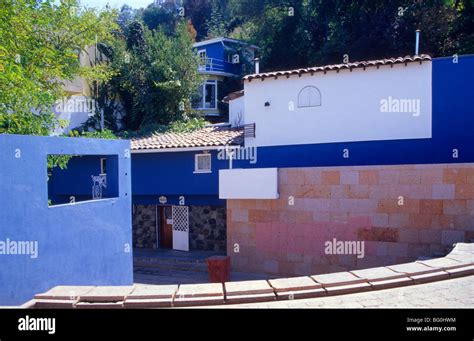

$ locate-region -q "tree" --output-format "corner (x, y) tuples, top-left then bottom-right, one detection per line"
(206, 1), (228, 38)
(141, 2), (179, 34)
(0, 0), (118, 135)
(184, 0), (213, 40)
(86, 20), (204, 133)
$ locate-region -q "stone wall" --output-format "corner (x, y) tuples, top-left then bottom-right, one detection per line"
(189, 206), (226, 252)
(132, 204), (227, 251)
(132, 205), (157, 249)
(227, 163), (474, 276)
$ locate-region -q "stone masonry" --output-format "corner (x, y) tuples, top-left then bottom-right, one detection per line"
(132, 205), (157, 249)
(189, 206), (226, 252)
(227, 163), (474, 276)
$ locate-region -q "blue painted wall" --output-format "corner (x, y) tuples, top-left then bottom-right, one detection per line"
(0, 135), (133, 306)
(194, 41), (240, 75)
(131, 150), (227, 206)
(130, 55), (473, 206)
(49, 155), (119, 204)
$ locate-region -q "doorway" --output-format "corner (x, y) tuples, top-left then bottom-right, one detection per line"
(158, 206), (173, 249)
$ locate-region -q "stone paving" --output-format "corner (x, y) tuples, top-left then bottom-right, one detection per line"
(26, 243), (474, 308)
(210, 275), (474, 308)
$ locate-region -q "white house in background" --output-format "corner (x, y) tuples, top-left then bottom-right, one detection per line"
(52, 46), (99, 135)
(226, 55), (432, 148)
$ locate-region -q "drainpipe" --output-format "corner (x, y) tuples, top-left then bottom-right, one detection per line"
(415, 30), (421, 56)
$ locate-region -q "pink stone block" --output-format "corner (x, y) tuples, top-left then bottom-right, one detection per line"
(340, 170), (359, 185)
(390, 185), (431, 199)
(420, 169), (444, 184)
(398, 229), (419, 243)
(443, 200), (467, 215)
(379, 170), (400, 185)
(386, 242), (408, 257)
(339, 199), (360, 213)
(330, 185), (350, 198)
(441, 230), (465, 246)
(432, 184), (455, 200)
(467, 200), (474, 215)
(371, 213), (389, 227)
(419, 229), (442, 244)
(368, 185), (391, 199)
(388, 213), (410, 228)
(304, 170), (322, 185)
(231, 209), (249, 222)
(358, 199), (379, 213)
(398, 170), (421, 185)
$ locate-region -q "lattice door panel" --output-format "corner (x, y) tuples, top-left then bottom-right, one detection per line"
(172, 206), (189, 232)
(172, 206), (189, 251)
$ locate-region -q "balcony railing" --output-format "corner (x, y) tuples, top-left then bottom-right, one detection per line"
(198, 57), (237, 74)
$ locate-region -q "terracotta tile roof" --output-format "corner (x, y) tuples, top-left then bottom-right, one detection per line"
(223, 90), (244, 103)
(131, 126), (244, 151)
(243, 55), (431, 81)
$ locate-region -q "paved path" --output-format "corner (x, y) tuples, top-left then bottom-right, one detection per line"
(209, 275), (474, 308)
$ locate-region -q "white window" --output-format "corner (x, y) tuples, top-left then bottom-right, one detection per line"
(192, 80), (218, 110)
(297, 86), (322, 108)
(197, 49), (207, 70)
(194, 153), (211, 173)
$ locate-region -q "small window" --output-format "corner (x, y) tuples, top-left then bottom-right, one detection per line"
(100, 158), (107, 175)
(197, 49), (207, 64)
(297, 86), (322, 108)
(194, 153), (211, 173)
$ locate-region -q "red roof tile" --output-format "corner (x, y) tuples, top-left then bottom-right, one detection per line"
(131, 126), (244, 151)
(243, 55), (431, 81)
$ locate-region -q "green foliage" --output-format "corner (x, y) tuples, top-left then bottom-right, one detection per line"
(47, 154), (73, 171)
(0, 0), (118, 135)
(206, 1), (228, 38)
(185, 0), (474, 71)
(89, 19), (204, 133)
(69, 129), (118, 139)
(122, 117), (207, 138)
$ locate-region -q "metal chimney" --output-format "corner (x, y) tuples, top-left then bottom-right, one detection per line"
(254, 58), (260, 74)
(415, 30), (421, 56)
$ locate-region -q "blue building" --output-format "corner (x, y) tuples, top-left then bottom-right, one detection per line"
(0, 135), (133, 305)
(129, 54), (474, 265)
(131, 126), (244, 252)
(192, 37), (259, 120)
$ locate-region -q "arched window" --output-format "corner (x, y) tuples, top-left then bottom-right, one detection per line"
(297, 86), (321, 108)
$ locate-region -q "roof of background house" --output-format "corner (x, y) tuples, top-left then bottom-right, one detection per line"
(243, 54), (431, 81)
(193, 37), (259, 50)
(131, 126), (244, 151)
(222, 90), (245, 103)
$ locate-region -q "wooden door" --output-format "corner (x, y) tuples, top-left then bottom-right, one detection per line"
(159, 206), (173, 249)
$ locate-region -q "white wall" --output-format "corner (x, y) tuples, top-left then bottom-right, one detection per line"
(219, 168), (279, 199)
(244, 62), (432, 147)
(229, 96), (245, 127)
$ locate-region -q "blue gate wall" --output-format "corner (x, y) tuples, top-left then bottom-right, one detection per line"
(0, 135), (133, 306)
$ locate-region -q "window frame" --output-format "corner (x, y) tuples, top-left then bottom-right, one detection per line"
(193, 80), (218, 110)
(194, 153), (212, 174)
(297, 86), (322, 108)
(100, 157), (107, 175)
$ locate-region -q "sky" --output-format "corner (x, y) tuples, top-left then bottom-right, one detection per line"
(78, 0), (155, 9)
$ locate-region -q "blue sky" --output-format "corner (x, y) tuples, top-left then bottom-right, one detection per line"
(79, 0), (155, 9)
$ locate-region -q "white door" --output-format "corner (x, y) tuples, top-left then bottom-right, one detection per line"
(172, 205), (189, 252)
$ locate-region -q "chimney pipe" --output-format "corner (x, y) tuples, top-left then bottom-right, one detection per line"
(254, 58), (260, 74)
(415, 30), (421, 56)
